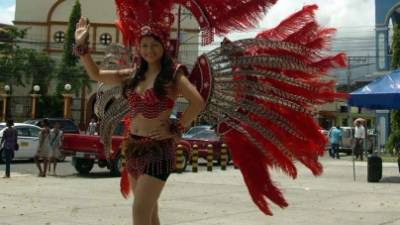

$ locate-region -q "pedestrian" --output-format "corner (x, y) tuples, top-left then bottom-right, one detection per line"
(329, 126), (342, 159)
(354, 120), (366, 161)
(1, 119), (18, 178)
(34, 118), (51, 177)
(48, 122), (63, 175)
(87, 117), (98, 135)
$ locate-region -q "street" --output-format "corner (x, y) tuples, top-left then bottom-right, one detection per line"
(1, 154), (400, 225)
(7, 157), (109, 177)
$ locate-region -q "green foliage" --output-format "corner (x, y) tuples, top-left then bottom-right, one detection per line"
(56, 62), (91, 96)
(37, 95), (63, 118)
(62, 0), (81, 66)
(387, 23), (400, 151)
(0, 26), (27, 55)
(387, 110), (400, 152)
(23, 49), (56, 95)
(0, 27), (29, 90)
(392, 24), (400, 69)
(57, 0), (91, 96)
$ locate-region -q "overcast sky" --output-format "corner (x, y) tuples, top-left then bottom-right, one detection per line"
(1, 0), (375, 34)
(0, 0), (376, 83)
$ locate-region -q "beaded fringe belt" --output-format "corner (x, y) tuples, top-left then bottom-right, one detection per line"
(121, 135), (176, 178)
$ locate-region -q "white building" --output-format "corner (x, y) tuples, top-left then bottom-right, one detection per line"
(12, 0), (200, 125)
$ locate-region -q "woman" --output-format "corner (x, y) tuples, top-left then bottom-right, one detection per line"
(48, 122), (63, 175)
(1, 119), (18, 178)
(75, 17), (204, 225)
(34, 118), (51, 177)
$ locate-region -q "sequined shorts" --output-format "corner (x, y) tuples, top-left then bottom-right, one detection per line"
(121, 134), (175, 181)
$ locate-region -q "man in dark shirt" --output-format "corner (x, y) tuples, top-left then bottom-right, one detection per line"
(1, 119), (18, 178)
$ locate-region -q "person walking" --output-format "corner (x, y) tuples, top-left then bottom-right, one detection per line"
(48, 122), (63, 175)
(1, 119), (18, 178)
(354, 120), (366, 161)
(34, 119), (51, 177)
(87, 117), (98, 135)
(328, 126), (342, 159)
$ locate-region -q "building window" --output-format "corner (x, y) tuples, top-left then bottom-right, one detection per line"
(99, 33), (112, 46)
(53, 31), (65, 43)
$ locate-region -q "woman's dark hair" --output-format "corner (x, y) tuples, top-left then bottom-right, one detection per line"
(6, 119), (14, 127)
(123, 35), (174, 98)
(42, 118), (49, 127)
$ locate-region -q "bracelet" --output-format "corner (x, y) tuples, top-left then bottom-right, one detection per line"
(72, 42), (90, 56)
(169, 119), (185, 138)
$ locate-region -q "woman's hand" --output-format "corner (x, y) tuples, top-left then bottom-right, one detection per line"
(75, 17), (90, 45)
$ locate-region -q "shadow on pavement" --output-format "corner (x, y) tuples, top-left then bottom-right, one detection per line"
(380, 176), (400, 183)
(50, 172), (116, 179)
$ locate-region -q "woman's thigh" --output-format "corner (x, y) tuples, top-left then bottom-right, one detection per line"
(133, 174), (166, 210)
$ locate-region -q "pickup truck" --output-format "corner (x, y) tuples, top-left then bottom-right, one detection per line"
(61, 122), (192, 176)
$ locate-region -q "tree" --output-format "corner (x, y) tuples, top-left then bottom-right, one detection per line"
(56, 63), (89, 96)
(57, 0), (91, 96)
(387, 23), (400, 153)
(0, 26), (28, 91)
(62, 0), (81, 67)
(23, 49), (56, 95)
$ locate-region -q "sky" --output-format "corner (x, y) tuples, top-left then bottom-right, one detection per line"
(0, 0), (376, 83)
(260, 0), (375, 37)
(0, 0), (375, 35)
(0, 0), (15, 25)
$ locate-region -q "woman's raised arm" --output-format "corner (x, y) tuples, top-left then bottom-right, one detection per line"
(75, 17), (134, 85)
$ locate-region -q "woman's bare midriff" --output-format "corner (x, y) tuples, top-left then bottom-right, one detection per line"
(129, 109), (174, 137)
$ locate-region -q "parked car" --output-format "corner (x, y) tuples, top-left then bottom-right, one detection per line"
(183, 129), (231, 164)
(24, 118), (80, 134)
(61, 121), (192, 176)
(0, 123), (41, 163)
(182, 125), (213, 138)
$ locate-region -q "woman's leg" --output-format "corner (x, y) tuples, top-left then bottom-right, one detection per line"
(151, 203), (160, 225)
(132, 175), (166, 225)
(42, 158), (48, 177)
(130, 175), (161, 225)
(34, 155), (43, 176)
(5, 148), (11, 177)
(53, 157), (58, 175)
(48, 159), (52, 173)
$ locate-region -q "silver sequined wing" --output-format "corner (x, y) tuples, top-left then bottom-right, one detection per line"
(95, 44), (133, 159)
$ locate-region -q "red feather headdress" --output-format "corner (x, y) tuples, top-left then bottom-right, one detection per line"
(115, 0), (175, 48)
(115, 0), (278, 46)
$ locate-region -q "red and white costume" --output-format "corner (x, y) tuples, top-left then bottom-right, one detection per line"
(95, 0), (347, 215)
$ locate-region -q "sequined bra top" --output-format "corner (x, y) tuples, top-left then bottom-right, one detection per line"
(127, 88), (174, 119)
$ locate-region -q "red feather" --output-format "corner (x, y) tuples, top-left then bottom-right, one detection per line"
(205, 4), (347, 215)
(174, 0), (277, 44)
(224, 128), (288, 215)
(120, 168), (131, 199)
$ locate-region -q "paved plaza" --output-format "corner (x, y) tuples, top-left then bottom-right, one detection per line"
(1, 156), (400, 225)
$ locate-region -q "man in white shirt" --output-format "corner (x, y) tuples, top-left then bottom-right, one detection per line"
(354, 120), (366, 161)
(87, 118), (98, 135)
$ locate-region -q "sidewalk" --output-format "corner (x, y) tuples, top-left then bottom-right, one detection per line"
(1, 157), (400, 225)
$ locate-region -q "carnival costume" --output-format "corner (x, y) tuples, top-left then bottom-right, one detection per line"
(91, 0), (347, 216)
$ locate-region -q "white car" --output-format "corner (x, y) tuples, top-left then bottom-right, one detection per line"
(182, 125), (213, 139)
(0, 123), (41, 162)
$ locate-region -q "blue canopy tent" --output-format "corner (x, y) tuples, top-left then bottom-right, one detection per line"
(348, 70), (400, 109)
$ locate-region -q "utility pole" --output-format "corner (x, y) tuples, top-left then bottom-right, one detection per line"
(346, 55), (374, 181)
(346, 56), (374, 126)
